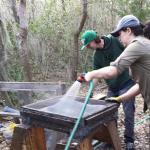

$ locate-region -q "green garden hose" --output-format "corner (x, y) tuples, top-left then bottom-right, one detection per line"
(64, 80), (94, 150)
(135, 115), (150, 125)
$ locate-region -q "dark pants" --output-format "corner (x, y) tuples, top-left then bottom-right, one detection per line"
(107, 79), (135, 143)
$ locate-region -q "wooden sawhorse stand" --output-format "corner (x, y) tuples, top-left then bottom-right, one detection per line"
(10, 120), (122, 150)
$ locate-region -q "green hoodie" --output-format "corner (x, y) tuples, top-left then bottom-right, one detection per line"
(93, 34), (130, 89)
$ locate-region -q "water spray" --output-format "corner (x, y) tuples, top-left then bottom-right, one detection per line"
(64, 78), (94, 150)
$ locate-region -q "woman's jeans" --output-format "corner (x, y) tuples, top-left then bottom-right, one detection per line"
(107, 79), (135, 143)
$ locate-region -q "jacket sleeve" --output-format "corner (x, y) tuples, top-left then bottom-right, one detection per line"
(110, 41), (143, 74)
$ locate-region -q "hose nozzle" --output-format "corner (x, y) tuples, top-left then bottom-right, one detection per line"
(77, 74), (86, 83)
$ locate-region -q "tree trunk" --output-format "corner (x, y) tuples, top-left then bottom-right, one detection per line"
(17, 0), (32, 105)
(70, 0), (88, 81)
(18, 0), (32, 82)
(9, 0), (19, 23)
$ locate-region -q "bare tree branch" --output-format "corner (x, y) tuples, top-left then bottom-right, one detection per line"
(61, 0), (66, 12)
(70, 0), (88, 80)
(77, 0), (88, 36)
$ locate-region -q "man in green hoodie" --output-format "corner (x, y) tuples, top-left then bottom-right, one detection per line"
(81, 30), (135, 150)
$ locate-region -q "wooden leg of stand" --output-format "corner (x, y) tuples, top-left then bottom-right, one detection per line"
(93, 120), (122, 150)
(24, 127), (46, 150)
(10, 125), (30, 150)
(79, 136), (93, 150)
(106, 120), (122, 150)
(11, 125), (47, 150)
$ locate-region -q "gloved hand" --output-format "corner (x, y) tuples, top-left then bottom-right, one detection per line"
(105, 96), (121, 104)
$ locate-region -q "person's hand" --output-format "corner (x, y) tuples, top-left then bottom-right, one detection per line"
(105, 96), (121, 104)
(84, 72), (93, 82)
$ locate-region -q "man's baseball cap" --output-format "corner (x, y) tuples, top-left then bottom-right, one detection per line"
(81, 30), (97, 50)
(111, 15), (140, 37)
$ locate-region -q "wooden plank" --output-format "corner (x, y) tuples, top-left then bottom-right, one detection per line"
(0, 82), (66, 105)
(92, 94), (106, 100)
(0, 82), (66, 94)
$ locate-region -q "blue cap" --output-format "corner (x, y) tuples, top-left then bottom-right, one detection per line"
(111, 15), (140, 37)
